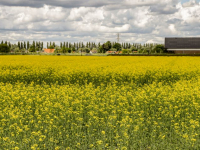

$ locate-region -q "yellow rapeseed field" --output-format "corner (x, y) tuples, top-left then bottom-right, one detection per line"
(0, 56), (200, 149)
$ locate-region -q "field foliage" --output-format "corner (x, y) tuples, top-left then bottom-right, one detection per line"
(0, 56), (200, 149)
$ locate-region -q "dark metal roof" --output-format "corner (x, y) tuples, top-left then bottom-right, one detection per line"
(165, 37), (200, 49)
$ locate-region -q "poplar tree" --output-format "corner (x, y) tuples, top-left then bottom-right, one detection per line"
(77, 42), (79, 50)
(93, 42), (95, 48)
(79, 42), (81, 49)
(36, 41), (39, 48)
(27, 41), (30, 50)
(39, 41), (41, 49)
(32, 41), (35, 48)
(24, 41), (26, 50)
(21, 42), (23, 50)
(41, 42), (43, 49)
(74, 42), (76, 49)
(18, 42), (21, 49)
(98, 42), (100, 48)
(29, 41), (36, 52)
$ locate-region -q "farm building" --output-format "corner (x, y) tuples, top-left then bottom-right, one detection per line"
(90, 49), (98, 54)
(165, 37), (200, 54)
(43, 49), (55, 53)
(115, 51), (122, 54)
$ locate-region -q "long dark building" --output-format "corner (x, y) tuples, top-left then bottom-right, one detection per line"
(165, 37), (200, 54)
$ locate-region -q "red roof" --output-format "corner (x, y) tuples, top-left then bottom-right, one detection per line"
(43, 49), (55, 53)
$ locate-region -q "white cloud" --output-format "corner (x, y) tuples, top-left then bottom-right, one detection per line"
(68, 7), (104, 22)
(0, 0), (200, 44)
(169, 24), (177, 33)
(182, 0), (199, 7)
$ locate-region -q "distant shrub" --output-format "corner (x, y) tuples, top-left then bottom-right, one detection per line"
(122, 49), (131, 54)
(0, 44), (10, 53)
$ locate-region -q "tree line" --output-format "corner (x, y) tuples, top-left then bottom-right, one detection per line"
(49, 41), (165, 54)
(0, 40), (166, 54)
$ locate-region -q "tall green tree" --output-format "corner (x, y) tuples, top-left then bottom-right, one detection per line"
(18, 41), (21, 49)
(33, 41), (35, 48)
(131, 45), (137, 52)
(128, 43), (131, 49)
(72, 47), (75, 52)
(153, 44), (166, 53)
(24, 41), (26, 50)
(27, 41), (30, 50)
(48, 45), (54, 49)
(93, 42), (96, 48)
(41, 42), (43, 49)
(102, 41), (112, 52)
(29, 41), (36, 52)
(126, 43), (128, 49)
(113, 43), (122, 51)
(74, 43), (76, 49)
(99, 45), (104, 53)
(76, 42), (79, 50)
(9, 42), (11, 48)
(21, 42), (24, 49)
(79, 42), (81, 49)
(0, 44), (10, 53)
(89, 42), (91, 48)
(38, 41), (41, 49)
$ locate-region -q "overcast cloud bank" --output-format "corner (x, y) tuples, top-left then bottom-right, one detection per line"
(0, 0), (200, 45)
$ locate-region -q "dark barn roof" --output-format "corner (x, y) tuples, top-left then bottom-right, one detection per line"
(165, 37), (200, 49)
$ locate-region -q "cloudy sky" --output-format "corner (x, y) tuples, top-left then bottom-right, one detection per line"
(0, 0), (200, 46)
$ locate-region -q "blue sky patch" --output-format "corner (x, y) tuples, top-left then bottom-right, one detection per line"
(181, 0), (200, 4)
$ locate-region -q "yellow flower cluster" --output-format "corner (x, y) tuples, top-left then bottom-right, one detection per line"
(0, 56), (200, 149)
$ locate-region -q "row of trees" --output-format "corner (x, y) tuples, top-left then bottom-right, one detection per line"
(98, 41), (166, 54)
(0, 40), (165, 54)
(17, 41), (44, 52)
(58, 41), (154, 51)
(0, 40), (44, 53)
(56, 41), (164, 54)
(29, 41), (44, 52)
